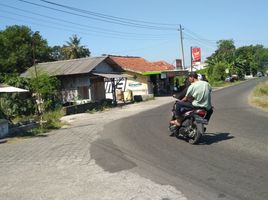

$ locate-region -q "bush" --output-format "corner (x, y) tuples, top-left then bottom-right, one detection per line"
(212, 62), (227, 82)
(41, 109), (64, 129)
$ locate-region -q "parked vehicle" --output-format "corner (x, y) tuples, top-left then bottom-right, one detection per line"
(257, 72), (263, 77)
(169, 101), (213, 144)
(225, 74), (238, 82)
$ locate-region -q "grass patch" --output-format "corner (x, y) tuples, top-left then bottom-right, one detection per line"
(86, 101), (114, 114)
(13, 127), (48, 138)
(251, 98), (268, 111)
(210, 80), (243, 88)
(250, 81), (268, 111)
(41, 109), (65, 129)
(252, 81), (268, 97)
(9, 109), (65, 139)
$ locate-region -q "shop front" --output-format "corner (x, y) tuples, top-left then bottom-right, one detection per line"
(144, 70), (188, 96)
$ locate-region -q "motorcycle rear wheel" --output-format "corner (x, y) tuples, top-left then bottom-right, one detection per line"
(187, 121), (202, 144)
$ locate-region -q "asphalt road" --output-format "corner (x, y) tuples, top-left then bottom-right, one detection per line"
(91, 77), (268, 200)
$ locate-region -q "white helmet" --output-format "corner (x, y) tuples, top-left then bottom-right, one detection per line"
(197, 74), (203, 80)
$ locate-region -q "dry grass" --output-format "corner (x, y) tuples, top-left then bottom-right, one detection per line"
(251, 97), (268, 111)
(252, 81), (268, 97)
(250, 81), (268, 111)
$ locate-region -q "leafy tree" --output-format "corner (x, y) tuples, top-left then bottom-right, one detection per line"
(62, 34), (90, 59)
(205, 40), (236, 82)
(50, 35), (91, 60)
(0, 25), (51, 80)
(0, 71), (60, 120)
(29, 70), (60, 112)
(0, 76), (35, 120)
(211, 62), (227, 82)
(235, 45), (268, 76)
(50, 45), (65, 61)
(207, 40), (236, 65)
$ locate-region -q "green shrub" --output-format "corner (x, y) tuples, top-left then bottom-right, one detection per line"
(212, 62), (227, 82)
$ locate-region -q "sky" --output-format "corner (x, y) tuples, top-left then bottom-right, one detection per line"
(0, 0), (268, 67)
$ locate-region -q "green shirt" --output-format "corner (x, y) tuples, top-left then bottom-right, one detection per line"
(186, 80), (212, 109)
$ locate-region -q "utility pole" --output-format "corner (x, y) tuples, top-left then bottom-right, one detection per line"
(179, 24), (185, 70)
(190, 46), (193, 72)
(32, 32), (42, 116)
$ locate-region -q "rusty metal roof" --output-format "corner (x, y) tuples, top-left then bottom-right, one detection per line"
(21, 56), (107, 77)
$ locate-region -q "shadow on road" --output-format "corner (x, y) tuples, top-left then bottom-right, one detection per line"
(91, 138), (137, 173)
(199, 132), (234, 145)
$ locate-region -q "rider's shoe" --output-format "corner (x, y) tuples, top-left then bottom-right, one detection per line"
(169, 124), (178, 136)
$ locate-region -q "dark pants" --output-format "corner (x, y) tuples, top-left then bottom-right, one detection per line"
(174, 101), (194, 120)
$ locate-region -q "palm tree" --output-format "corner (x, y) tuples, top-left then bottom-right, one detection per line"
(63, 35), (90, 59)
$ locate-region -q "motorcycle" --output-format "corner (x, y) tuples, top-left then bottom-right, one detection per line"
(169, 101), (213, 144)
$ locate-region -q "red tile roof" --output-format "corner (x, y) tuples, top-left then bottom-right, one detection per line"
(109, 56), (174, 73)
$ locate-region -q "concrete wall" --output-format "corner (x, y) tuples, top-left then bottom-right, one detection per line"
(125, 73), (151, 96)
(105, 71), (152, 100)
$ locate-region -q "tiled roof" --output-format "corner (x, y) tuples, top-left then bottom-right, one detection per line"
(109, 56), (175, 73)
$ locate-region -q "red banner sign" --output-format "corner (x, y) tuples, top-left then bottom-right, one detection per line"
(192, 47), (201, 63)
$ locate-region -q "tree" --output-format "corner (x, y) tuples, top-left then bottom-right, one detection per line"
(211, 62), (227, 82)
(235, 45), (268, 76)
(62, 34), (90, 59)
(29, 70), (60, 112)
(50, 45), (65, 61)
(207, 40), (236, 65)
(0, 25), (51, 79)
(50, 35), (91, 60)
(0, 76), (35, 120)
(205, 40), (236, 82)
(0, 72), (60, 121)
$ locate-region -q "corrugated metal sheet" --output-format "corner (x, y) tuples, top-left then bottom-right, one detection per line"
(22, 56), (107, 77)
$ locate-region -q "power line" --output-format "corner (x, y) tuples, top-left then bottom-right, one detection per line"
(0, 3), (175, 38)
(184, 32), (217, 49)
(0, 5), (176, 40)
(18, 0), (177, 31)
(184, 27), (216, 44)
(1, 14), (174, 41)
(41, 0), (180, 27)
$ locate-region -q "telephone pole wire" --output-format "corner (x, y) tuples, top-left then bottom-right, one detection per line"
(179, 24), (185, 70)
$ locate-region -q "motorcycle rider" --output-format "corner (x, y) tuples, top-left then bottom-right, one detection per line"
(170, 71), (212, 127)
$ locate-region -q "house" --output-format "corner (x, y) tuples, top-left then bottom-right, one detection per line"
(108, 55), (188, 98)
(21, 56), (127, 104)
